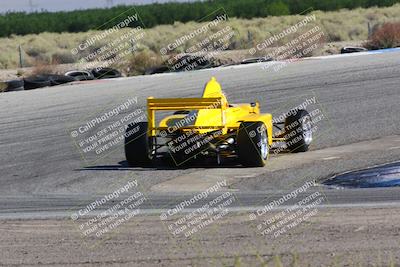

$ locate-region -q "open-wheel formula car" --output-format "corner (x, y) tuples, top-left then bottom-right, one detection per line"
(125, 77), (313, 167)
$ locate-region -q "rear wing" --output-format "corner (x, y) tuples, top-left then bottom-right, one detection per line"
(147, 97), (223, 110)
(147, 96), (227, 135)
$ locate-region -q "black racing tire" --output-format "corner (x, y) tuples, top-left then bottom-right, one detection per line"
(91, 68), (122, 79)
(145, 66), (170, 75)
(124, 122), (154, 167)
(237, 121), (269, 167)
(340, 47), (367, 54)
(23, 77), (51, 90)
(73, 75), (94, 81)
(241, 57), (273, 64)
(65, 70), (94, 81)
(284, 109), (313, 153)
(41, 74), (76, 86)
(5, 80), (24, 92)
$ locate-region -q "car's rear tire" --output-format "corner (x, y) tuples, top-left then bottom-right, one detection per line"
(124, 122), (154, 167)
(284, 109), (312, 153)
(237, 122), (269, 167)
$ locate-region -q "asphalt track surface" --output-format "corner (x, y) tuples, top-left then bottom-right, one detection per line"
(0, 50), (400, 217)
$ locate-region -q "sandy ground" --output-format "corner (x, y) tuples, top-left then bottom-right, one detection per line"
(1, 207), (399, 267)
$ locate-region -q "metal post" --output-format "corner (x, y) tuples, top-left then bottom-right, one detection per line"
(18, 45), (24, 68)
(368, 22), (372, 39)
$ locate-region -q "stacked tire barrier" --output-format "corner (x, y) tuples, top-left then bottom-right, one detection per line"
(65, 70), (94, 81)
(0, 68), (122, 93)
(3, 80), (25, 92)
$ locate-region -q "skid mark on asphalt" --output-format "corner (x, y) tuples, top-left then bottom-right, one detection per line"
(150, 135), (400, 192)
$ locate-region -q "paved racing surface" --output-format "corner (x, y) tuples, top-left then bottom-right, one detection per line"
(1, 50), (400, 212)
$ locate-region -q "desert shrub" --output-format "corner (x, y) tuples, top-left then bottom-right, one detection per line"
(51, 51), (76, 64)
(16, 69), (25, 77)
(125, 50), (163, 75)
(30, 60), (58, 76)
(0, 53), (13, 69)
(364, 22), (400, 49)
(25, 46), (47, 57)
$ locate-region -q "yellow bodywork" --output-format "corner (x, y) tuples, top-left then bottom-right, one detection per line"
(147, 77), (274, 145)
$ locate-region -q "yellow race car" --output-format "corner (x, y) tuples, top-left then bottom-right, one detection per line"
(125, 77), (312, 167)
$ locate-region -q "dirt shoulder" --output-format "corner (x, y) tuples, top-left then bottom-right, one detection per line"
(1, 207), (399, 266)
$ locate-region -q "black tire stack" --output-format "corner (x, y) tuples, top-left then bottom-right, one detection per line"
(23, 74), (76, 90)
(65, 70), (94, 81)
(1, 67), (123, 93)
(90, 68), (122, 79)
(4, 80), (25, 92)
